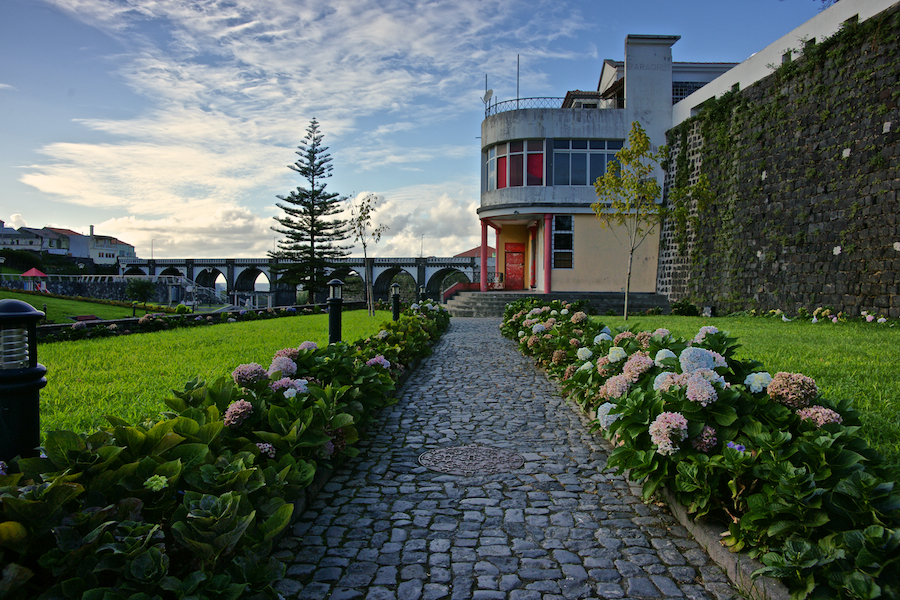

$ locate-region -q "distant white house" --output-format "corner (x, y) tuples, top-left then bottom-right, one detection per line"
(0, 221), (135, 265)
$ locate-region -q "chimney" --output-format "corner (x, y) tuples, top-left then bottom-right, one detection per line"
(90, 225), (94, 237)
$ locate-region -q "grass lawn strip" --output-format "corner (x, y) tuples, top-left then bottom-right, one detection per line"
(616, 315), (900, 477)
(39, 310), (391, 435)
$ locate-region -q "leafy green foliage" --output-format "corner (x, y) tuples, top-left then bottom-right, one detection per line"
(500, 302), (900, 599)
(0, 306), (450, 598)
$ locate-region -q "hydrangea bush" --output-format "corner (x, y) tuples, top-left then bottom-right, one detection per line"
(0, 306), (451, 599)
(500, 298), (900, 600)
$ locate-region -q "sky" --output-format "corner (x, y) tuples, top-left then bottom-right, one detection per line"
(0, 0), (824, 260)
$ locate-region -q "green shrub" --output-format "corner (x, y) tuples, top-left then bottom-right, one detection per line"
(500, 304), (900, 599)
(670, 298), (700, 316)
(0, 307), (450, 598)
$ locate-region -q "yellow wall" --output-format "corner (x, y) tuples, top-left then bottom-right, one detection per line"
(551, 214), (659, 293)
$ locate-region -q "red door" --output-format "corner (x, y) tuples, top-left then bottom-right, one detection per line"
(505, 243), (525, 290)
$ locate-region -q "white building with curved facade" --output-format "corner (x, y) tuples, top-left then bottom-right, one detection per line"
(476, 35), (733, 293)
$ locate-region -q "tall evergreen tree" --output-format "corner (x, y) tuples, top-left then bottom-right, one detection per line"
(271, 118), (351, 299)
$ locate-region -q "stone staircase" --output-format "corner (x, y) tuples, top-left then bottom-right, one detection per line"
(445, 291), (670, 318)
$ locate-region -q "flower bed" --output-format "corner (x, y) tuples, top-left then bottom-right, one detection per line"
(0, 304), (450, 599)
(501, 298), (900, 600)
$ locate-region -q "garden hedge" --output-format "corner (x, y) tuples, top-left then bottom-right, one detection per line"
(0, 303), (450, 599)
(501, 297), (899, 600)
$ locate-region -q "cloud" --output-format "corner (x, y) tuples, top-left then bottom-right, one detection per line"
(8, 214), (27, 228)
(23, 0), (592, 257)
(0, 83), (18, 92)
(98, 206), (275, 258)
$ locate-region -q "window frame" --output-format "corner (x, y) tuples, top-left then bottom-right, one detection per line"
(552, 214), (574, 269)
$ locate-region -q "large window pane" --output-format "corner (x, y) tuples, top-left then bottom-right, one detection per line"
(487, 159), (496, 191)
(589, 154), (605, 184)
(555, 215), (572, 230)
(498, 156), (507, 189)
(571, 153), (587, 185)
(510, 154), (524, 187)
(554, 153), (569, 185)
(527, 153), (543, 186)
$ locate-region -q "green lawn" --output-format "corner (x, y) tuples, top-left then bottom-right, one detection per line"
(599, 314), (900, 476)
(38, 310), (391, 435)
(1, 290), (149, 323)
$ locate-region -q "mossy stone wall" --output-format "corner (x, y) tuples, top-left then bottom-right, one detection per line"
(658, 5), (900, 316)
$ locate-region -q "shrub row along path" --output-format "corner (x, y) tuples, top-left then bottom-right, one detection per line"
(274, 318), (738, 600)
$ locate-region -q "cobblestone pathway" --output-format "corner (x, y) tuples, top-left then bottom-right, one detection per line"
(275, 318), (739, 600)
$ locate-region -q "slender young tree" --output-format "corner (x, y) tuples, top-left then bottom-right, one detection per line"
(349, 193), (388, 316)
(271, 119), (351, 300)
(591, 121), (668, 321)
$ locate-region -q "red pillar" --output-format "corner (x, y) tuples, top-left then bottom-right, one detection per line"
(480, 219), (488, 292)
(528, 224), (537, 289)
(543, 213), (552, 293)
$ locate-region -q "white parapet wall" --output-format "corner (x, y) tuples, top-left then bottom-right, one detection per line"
(672, 0), (900, 126)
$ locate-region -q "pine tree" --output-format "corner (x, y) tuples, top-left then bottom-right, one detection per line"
(271, 118), (351, 300)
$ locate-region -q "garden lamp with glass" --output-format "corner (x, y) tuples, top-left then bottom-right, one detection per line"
(0, 299), (47, 462)
(391, 282), (401, 321)
(327, 279), (344, 344)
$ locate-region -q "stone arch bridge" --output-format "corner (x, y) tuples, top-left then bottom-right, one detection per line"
(118, 256), (478, 306)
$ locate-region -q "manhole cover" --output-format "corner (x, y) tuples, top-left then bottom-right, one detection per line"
(418, 444), (525, 476)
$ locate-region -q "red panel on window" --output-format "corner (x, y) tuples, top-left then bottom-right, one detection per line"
(497, 156), (507, 188)
(527, 153), (543, 186)
(510, 154), (524, 187)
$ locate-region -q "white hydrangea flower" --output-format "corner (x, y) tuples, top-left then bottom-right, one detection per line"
(518, 330), (526, 337)
(532, 323), (545, 334)
(744, 372), (773, 394)
(608, 347), (627, 363)
(654, 348), (677, 368)
(578, 361), (593, 371)
(561, 309), (569, 315)
(576, 347), (593, 361)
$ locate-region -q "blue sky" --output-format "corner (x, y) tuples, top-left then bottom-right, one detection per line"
(0, 0), (822, 259)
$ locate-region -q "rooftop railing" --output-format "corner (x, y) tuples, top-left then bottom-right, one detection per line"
(485, 97), (622, 117)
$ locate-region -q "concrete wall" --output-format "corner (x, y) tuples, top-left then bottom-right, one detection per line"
(553, 215), (658, 293)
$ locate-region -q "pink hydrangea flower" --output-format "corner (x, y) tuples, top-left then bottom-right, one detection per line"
(232, 363), (268, 387)
(268, 356), (297, 377)
(224, 400), (253, 428)
(366, 355), (391, 369)
(691, 425), (717, 453)
(649, 412), (688, 456)
(622, 351), (654, 382)
(298, 341), (318, 350)
(686, 373), (718, 407)
(796, 405), (843, 427)
(768, 372), (818, 409)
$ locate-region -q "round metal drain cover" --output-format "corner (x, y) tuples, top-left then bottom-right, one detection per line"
(418, 444), (525, 476)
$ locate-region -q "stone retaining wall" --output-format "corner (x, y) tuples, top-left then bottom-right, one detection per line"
(658, 5), (900, 316)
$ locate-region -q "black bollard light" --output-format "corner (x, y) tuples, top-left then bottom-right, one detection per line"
(0, 299), (47, 463)
(391, 282), (401, 321)
(327, 278), (344, 344)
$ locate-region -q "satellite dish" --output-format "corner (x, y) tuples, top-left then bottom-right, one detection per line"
(483, 89), (493, 104)
(185, 286), (193, 293)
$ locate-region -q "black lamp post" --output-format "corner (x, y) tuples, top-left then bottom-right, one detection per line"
(327, 279), (344, 344)
(418, 285), (425, 303)
(391, 282), (401, 321)
(0, 299), (47, 462)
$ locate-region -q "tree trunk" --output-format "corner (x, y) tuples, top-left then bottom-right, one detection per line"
(624, 249), (633, 321)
